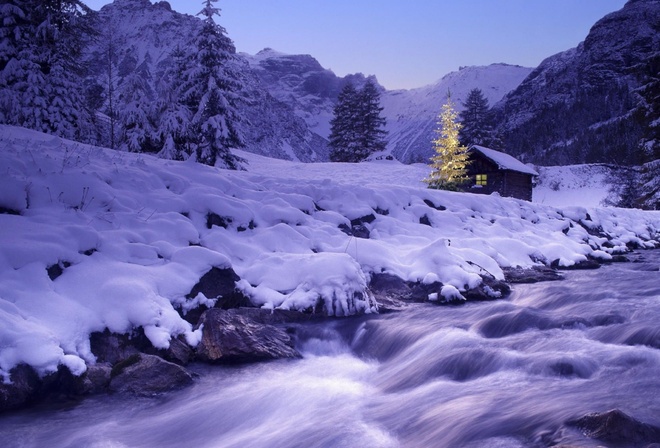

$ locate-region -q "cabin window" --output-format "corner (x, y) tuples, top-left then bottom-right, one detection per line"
(476, 174), (487, 186)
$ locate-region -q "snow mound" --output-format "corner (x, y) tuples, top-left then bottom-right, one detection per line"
(1, 125), (659, 379)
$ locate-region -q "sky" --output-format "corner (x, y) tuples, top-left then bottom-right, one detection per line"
(84, 0), (628, 90)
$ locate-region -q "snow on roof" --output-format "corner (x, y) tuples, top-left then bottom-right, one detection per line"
(471, 145), (539, 176)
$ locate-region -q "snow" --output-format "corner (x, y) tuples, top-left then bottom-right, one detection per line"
(1, 124), (659, 380)
(533, 164), (618, 207)
(471, 145), (539, 176)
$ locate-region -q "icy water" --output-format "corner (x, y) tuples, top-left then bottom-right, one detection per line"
(1, 251), (659, 448)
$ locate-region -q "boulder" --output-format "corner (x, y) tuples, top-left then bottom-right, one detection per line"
(185, 267), (252, 322)
(195, 308), (301, 363)
(568, 409), (660, 445)
(108, 353), (193, 396)
(0, 364), (40, 413)
(503, 266), (564, 283)
(369, 273), (415, 311)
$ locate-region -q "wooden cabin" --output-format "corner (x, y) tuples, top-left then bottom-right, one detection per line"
(465, 145), (538, 201)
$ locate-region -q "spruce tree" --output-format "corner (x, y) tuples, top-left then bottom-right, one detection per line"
(155, 45), (191, 161)
(459, 88), (494, 147)
(329, 83), (361, 162)
(425, 96), (471, 190)
(329, 80), (387, 162)
(178, 0), (244, 168)
(358, 79), (388, 157)
(0, 0), (96, 142)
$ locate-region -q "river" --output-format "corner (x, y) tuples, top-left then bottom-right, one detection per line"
(1, 251), (659, 447)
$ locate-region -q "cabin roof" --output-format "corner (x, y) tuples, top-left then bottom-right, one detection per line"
(471, 145), (539, 176)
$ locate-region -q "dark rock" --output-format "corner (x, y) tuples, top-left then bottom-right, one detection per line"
(463, 278), (511, 301)
(158, 335), (194, 365)
(552, 258), (601, 270)
(80, 364), (112, 394)
(195, 308), (301, 363)
(339, 215), (375, 239)
(350, 224), (370, 239)
(206, 212), (230, 229)
(109, 353), (193, 396)
(220, 307), (326, 325)
(369, 273), (414, 310)
(568, 409), (660, 445)
(409, 281), (444, 302)
(419, 215), (432, 226)
(46, 261), (71, 281)
(503, 266), (563, 283)
(423, 199), (446, 211)
(350, 214), (376, 227)
(185, 267), (252, 322)
(0, 364), (40, 413)
(90, 330), (146, 365)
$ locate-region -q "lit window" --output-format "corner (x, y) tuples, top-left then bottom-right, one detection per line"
(476, 174), (487, 186)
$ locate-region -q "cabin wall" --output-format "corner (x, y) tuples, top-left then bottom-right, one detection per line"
(466, 155), (533, 201)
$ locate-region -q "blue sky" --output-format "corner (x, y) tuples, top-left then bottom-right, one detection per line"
(85, 0), (628, 90)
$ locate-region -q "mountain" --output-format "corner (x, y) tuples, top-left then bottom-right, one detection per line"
(380, 64), (533, 163)
(85, 0), (329, 162)
(83, 0), (532, 164)
(491, 0), (660, 166)
(246, 49), (532, 163)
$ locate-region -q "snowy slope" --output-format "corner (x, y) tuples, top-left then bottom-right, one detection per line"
(1, 125), (659, 380)
(381, 64), (533, 163)
(534, 164), (621, 208)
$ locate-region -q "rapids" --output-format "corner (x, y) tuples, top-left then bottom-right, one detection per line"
(1, 251), (659, 447)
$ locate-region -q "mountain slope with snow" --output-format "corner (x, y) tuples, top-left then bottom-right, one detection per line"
(381, 64), (533, 163)
(1, 125), (659, 381)
(490, 0), (660, 165)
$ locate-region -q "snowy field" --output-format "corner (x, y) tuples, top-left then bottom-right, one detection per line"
(1, 125), (659, 381)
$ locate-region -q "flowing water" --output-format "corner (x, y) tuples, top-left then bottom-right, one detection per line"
(1, 251), (659, 448)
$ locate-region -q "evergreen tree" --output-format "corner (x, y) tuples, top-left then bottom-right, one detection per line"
(329, 79), (387, 162)
(117, 69), (157, 153)
(424, 96), (471, 190)
(178, 0), (244, 168)
(155, 45), (191, 161)
(459, 88), (495, 147)
(0, 0), (96, 142)
(358, 79), (388, 156)
(329, 83), (361, 162)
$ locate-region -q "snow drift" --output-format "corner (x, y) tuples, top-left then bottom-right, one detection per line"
(1, 125), (659, 381)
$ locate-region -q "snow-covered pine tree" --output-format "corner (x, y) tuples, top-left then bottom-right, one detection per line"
(178, 0), (245, 168)
(424, 95), (471, 190)
(329, 80), (387, 162)
(155, 45), (191, 161)
(329, 83), (360, 162)
(117, 68), (157, 153)
(357, 79), (387, 158)
(0, 0), (96, 142)
(459, 88), (496, 148)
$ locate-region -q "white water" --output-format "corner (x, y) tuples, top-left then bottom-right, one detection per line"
(1, 251), (659, 447)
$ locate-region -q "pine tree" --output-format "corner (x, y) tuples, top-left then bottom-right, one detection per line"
(155, 45), (191, 161)
(178, 0), (244, 168)
(329, 83), (361, 162)
(425, 96), (471, 190)
(358, 79), (388, 157)
(117, 69), (157, 153)
(329, 79), (387, 162)
(0, 0), (96, 142)
(459, 88), (495, 147)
